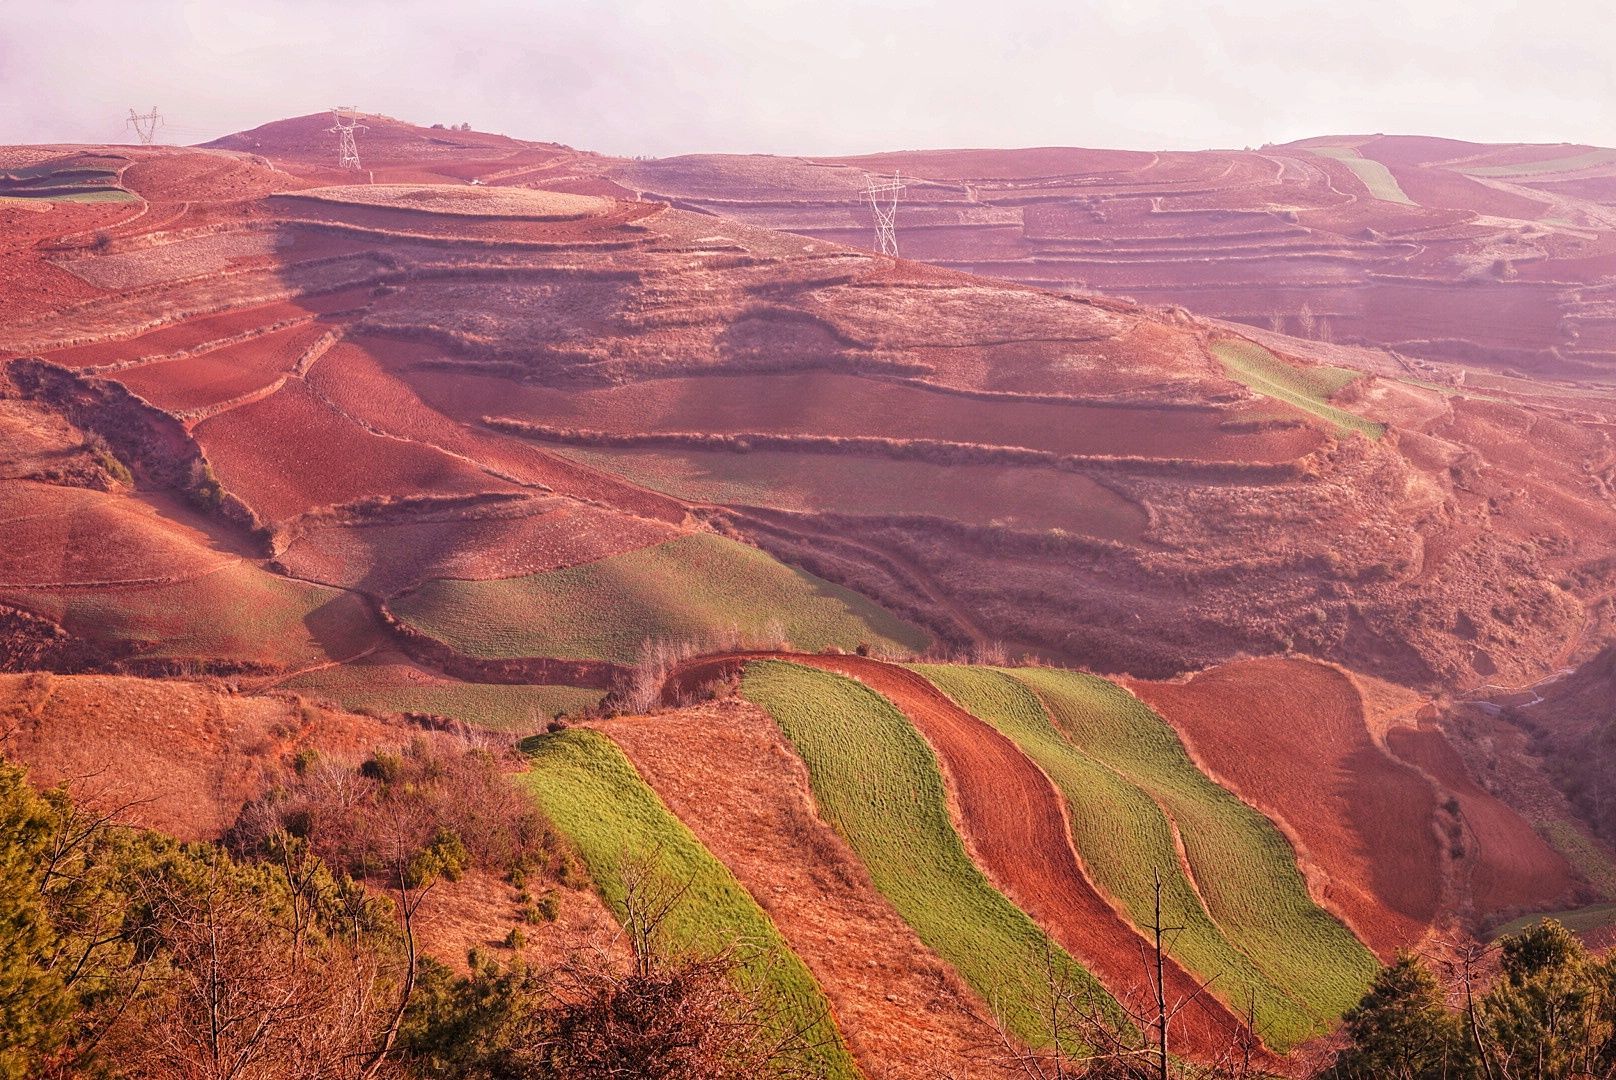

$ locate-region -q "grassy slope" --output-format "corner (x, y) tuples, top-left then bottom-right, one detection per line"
(912, 665), (1320, 1050)
(1308, 147), (1415, 205)
(740, 659), (1118, 1047)
(1211, 339), (1384, 439)
(522, 728), (859, 1079)
(1461, 149), (1616, 177)
(392, 532), (929, 663)
(1007, 668), (1378, 1034)
(1494, 903), (1616, 940)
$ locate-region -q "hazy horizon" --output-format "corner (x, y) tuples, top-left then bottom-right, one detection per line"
(3, 0), (1613, 157)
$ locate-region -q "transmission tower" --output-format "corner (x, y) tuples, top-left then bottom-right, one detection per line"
(863, 171), (904, 257)
(329, 106), (368, 170)
(126, 106), (161, 145)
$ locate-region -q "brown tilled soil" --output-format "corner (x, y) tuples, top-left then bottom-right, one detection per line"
(1384, 725), (1574, 920)
(1130, 659), (1443, 958)
(596, 697), (1023, 1079)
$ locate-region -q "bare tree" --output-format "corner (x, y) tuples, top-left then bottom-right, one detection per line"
(1296, 303), (1318, 340)
(980, 867), (1254, 1080)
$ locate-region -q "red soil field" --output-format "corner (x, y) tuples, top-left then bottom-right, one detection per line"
(1384, 725), (1573, 920)
(407, 368), (1324, 465)
(784, 653), (1253, 1058)
(113, 323), (328, 414)
(277, 495), (677, 595)
(268, 191), (661, 245)
(193, 379), (518, 524)
(598, 697), (1022, 1080)
(31, 289), (370, 369)
(0, 672), (401, 840)
(0, 200), (143, 322)
(304, 337), (688, 523)
(824, 146), (1157, 180)
(1131, 660), (1442, 958)
(0, 481), (234, 586)
(557, 443), (1149, 541)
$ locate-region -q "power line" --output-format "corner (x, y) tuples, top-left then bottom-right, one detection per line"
(863, 171), (903, 257)
(126, 106), (161, 145)
(328, 105), (367, 170)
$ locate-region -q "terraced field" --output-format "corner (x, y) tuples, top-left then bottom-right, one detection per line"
(391, 533), (930, 662)
(521, 728), (858, 1079)
(1308, 146), (1415, 205)
(992, 667), (1375, 1037)
(414, 367), (1324, 464)
(1131, 660), (1444, 957)
(0, 562), (375, 668)
(738, 659), (1118, 1047)
(551, 445), (1149, 539)
(1210, 339), (1383, 439)
(911, 664), (1362, 1049)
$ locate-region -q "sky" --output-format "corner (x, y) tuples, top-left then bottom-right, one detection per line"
(2, 0), (1613, 156)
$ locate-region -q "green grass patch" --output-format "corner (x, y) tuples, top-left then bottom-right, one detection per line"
(50, 189), (139, 203)
(1493, 903), (1616, 940)
(1005, 667), (1377, 1035)
(391, 532), (929, 663)
(522, 728), (857, 1079)
(1308, 147), (1414, 205)
(1535, 820), (1616, 899)
(282, 662), (602, 731)
(1211, 339), (1384, 439)
(1460, 149), (1616, 177)
(909, 664), (1317, 1050)
(740, 660), (1121, 1047)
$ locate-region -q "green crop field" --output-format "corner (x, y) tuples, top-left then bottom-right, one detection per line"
(910, 664), (1319, 1050)
(740, 660), (1121, 1047)
(1460, 149), (1616, 177)
(0, 157), (133, 202)
(1493, 903), (1616, 940)
(522, 729), (858, 1079)
(391, 532), (929, 663)
(282, 661), (602, 730)
(1308, 147), (1414, 205)
(1211, 339), (1384, 439)
(1003, 667), (1377, 1037)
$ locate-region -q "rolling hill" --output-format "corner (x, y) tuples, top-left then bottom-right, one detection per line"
(3, 113), (1616, 1072)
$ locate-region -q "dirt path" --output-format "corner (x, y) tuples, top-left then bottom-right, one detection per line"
(678, 651), (1254, 1059)
(598, 698), (1023, 1079)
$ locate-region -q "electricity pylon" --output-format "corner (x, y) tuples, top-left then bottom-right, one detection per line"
(329, 106), (367, 170)
(863, 171), (903, 256)
(126, 106), (161, 145)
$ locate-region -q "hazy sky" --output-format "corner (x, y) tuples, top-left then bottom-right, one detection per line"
(3, 0), (1613, 156)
